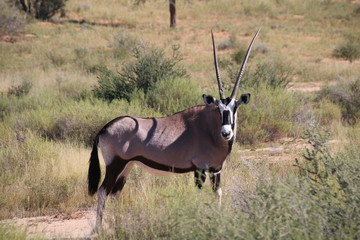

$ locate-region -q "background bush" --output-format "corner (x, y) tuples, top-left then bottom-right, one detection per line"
(225, 55), (292, 90)
(237, 86), (311, 145)
(121, 44), (187, 94)
(145, 77), (202, 116)
(332, 34), (360, 63)
(93, 44), (188, 103)
(15, 0), (67, 20)
(0, 2), (25, 38)
(316, 78), (360, 124)
(93, 65), (135, 102)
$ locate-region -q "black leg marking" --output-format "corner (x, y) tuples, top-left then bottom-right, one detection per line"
(100, 157), (129, 195)
(194, 169), (206, 189)
(210, 173), (221, 192)
(111, 176), (127, 195)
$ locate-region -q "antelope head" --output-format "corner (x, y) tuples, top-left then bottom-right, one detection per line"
(203, 29), (260, 141)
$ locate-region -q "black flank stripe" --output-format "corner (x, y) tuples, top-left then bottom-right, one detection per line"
(130, 156), (196, 174)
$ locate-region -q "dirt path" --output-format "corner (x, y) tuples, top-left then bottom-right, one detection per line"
(2, 209), (96, 239)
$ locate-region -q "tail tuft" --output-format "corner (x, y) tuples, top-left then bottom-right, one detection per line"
(88, 135), (101, 196)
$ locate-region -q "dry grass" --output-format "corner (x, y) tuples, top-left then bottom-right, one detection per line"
(1, 0), (360, 238)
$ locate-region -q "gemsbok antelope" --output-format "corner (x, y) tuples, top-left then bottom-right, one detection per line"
(88, 29), (260, 231)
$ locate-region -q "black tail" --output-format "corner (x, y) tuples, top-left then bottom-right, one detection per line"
(88, 134), (101, 196)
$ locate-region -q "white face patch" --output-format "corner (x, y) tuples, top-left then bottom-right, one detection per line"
(217, 98), (237, 141)
(221, 124), (233, 140)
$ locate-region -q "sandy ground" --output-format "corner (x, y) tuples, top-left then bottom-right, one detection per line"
(2, 209), (97, 239)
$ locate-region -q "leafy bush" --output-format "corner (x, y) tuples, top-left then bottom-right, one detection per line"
(121, 44), (187, 94)
(314, 99), (342, 126)
(145, 77), (202, 115)
(227, 56), (292, 90)
(93, 44), (187, 102)
(3, 89), (160, 146)
(237, 86), (311, 145)
(333, 41), (360, 63)
(7, 79), (32, 97)
(316, 78), (360, 124)
(0, 2), (25, 38)
(93, 66), (135, 102)
(332, 34), (360, 63)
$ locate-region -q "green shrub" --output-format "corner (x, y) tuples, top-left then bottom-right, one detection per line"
(333, 41), (360, 63)
(121, 44), (187, 94)
(314, 99), (342, 126)
(145, 77), (202, 116)
(93, 44), (188, 102)
(237, 86), (311, 145)
(332, 34), (360, 63)
(7, 79), (32, 97)
(3, 89), (160, 146)
(93, 66), (135, 102)
(226, 56), (292, 90)
(316, 78), (360, 124)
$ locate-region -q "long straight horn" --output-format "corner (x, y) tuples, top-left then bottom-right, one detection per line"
(211, 30), (225, 100)
(230, 28), (261, 99)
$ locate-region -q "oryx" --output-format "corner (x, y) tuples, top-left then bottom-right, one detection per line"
(88, 29), (260, 231)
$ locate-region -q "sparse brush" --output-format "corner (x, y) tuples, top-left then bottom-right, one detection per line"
(7, 80), (32, 97)
(0, 224), (27, 240)
(93, 65), (135, 102)
(333, 41), (360, 63)
(332, 34), (360, 63)
(111, 32), (139, 60)
(316, 78), (360, 124)
(121, 44), (187, 94)
(93, 44), (187, 103)
(237, 85), (309, 145)
(226, 55), (292, 90)
(145, 77), (202, 115)
(0, 2), (25, 38)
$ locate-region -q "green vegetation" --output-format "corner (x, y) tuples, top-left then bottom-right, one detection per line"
(332, 34), (360, 63)
(93, 44), (187, 103)
(0, 0), (359, 238)
(0, 224), (27, 240)
(0, 2), (25, 38)
(317, 78), (360, 125)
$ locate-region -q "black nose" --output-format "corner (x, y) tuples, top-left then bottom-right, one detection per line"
(222, 132), (230, 138)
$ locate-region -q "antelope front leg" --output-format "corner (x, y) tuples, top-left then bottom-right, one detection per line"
(194, 169), (206, 189)
(210, 172), (222, 205)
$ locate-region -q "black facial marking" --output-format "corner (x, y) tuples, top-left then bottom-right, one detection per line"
(222, 110), (231, 125)
(221, 97), (232, 105)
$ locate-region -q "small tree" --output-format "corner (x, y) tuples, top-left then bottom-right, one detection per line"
(169, 0), (176, 28)
(17, 0), (66, 20)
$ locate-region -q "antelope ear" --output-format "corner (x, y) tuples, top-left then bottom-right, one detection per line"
(203, 94), (218, 106)
(236, 93), (251, 106)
